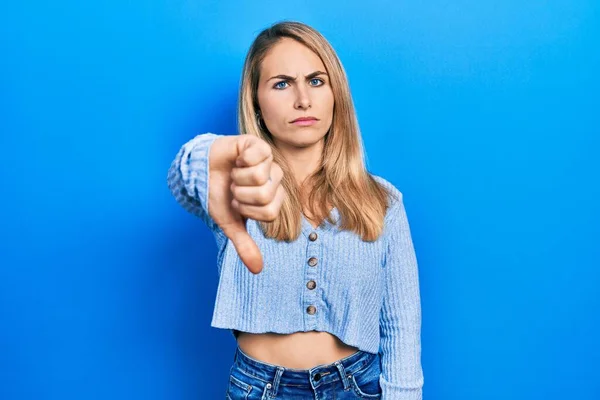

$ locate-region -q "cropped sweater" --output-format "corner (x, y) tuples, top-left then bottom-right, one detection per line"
(166, 133), (424, 399)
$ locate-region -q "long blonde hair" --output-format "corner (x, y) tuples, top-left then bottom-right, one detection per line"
(237, 21), (397, 242)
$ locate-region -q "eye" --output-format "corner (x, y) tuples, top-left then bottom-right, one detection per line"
(310, 78), (324, 86)
(273, 81), (289, 90)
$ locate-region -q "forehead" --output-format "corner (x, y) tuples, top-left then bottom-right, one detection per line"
(260, 37), (326, 78)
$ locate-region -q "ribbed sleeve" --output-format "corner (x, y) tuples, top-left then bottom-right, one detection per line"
(166, 132), (227, 246)
(378, 194), (424, 400)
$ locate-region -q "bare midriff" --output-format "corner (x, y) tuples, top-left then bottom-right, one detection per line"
(236, 330), (359, 369)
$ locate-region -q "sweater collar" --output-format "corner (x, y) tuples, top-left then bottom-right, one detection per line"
(301, 207), (339, 238)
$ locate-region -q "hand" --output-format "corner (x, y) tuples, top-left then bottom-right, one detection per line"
(207, 135), (285, 274)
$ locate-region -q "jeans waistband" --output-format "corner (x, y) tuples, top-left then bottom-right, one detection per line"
(233, 345), (378, 388)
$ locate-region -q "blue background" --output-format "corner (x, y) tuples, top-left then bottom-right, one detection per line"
(1, 1), (598, 399)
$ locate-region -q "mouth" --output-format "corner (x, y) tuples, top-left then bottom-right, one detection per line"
(291, 116), (319, 126)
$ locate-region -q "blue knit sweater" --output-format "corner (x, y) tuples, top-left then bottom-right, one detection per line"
(167, 133), (424, 399)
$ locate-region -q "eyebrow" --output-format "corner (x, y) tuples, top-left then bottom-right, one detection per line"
(267, 71), (328, 82)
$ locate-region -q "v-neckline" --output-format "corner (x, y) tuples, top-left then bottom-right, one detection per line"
(301, 207), (339, 237)
(305, 218), (320, 230)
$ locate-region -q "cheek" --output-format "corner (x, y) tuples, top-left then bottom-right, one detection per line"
(259, 93), (289, 122)
(320, 89), (335, 115)
(318, 85), (334, 106)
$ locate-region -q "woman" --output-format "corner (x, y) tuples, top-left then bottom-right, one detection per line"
(167, 21), (423, 399)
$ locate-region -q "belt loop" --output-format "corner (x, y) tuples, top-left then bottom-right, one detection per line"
(334, 361), (350, 390)
(270, 366), (284, 396)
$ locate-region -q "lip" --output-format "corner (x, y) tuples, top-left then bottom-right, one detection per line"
(291, 116), (319, 126)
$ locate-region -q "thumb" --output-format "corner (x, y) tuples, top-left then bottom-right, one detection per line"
(221, 221), (264, 274)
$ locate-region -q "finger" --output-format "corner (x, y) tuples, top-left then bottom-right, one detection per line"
(231, 164), (283, 206)
(232, 184), (286, 221)
(231, 183), (274, 207)
(220, 221), (264, 274)
(236, 136), (272, 168)
(231, 159), (272, 186)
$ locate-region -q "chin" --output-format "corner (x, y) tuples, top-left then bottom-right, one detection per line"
(289, 137), (323, 148)
(272, 128), (327, 147)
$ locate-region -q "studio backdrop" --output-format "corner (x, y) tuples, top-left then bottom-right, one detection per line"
(1, 1), (598, 399)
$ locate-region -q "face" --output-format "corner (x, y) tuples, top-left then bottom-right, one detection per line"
(256, 37), (334, 149)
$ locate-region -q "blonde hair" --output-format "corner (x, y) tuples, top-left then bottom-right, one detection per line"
(237, 20), (397, 242)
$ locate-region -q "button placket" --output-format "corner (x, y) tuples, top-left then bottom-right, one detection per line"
(303, 228), (321, 329)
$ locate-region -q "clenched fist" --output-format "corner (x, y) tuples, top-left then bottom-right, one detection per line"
(207, 135), (285, 274)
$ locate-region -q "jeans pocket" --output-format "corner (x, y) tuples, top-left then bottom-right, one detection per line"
(226, 373), (252, 400)
(226, 367), (273, 400)
(347, 355), (382, 398)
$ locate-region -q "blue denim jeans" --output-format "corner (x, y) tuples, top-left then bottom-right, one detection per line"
(226, 345), (382, 399)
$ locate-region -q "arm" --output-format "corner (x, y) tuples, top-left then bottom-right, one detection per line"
(378, 194), (424, 400)
(166, 132), (227, 245)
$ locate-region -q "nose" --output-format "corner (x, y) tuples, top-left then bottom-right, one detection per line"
(293, 84), (311, 110)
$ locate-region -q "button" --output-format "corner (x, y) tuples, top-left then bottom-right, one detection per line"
(306, 305), (316, 315)
(309, 232), (318, 241)
(308, 257), (318, 267)
(306, 280), (316, 290)
(314, 372), (322, 381)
